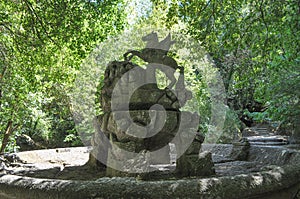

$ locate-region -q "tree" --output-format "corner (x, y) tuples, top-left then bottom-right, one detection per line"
(163, 0), (299, 133)
(0, 0), (126, 152)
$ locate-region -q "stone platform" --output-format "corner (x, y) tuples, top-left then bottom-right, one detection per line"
(1, 144), (300, 198)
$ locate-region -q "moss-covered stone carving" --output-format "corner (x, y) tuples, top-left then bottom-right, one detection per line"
(89, 32), (214, 178)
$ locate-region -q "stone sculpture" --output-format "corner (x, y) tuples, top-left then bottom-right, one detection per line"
(89, 32), (214, 178)
(123, 31), (181, 89)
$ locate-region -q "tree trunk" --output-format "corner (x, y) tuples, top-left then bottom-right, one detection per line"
(0, 120), (13, 154)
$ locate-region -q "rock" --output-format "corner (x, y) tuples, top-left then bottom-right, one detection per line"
(0, 162), (7, 177)
(129, 86), (180, 110)
(16, 134), (42, 151)
(149, 146), (170, 164)
(106, 150), (151, 177)
(184, 141), (202, 155)
(176, 151), (215, 177)
(194, 132), (205, 143)
(242, 127), (259, 137)
(3, 153), (25, 164)
(181, 131), (205, 156)
(246, 135), (289, 146)
(113, 140), (145, 153)
(230, 139), (250, 161)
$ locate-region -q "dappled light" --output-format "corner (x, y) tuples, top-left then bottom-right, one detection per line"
(0, 0), (299, 198)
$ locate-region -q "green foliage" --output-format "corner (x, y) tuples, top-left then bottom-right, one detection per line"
(244, 109), (268, 123)
(162, 0), (299, 136)
(128, 1), (228, 142)
(0, 0), (126, 152)
(1, 0), (298, 150)
(63, 132), (82, 147)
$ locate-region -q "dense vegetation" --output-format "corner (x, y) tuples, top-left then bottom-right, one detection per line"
(0, 0), (126, 152)
(164, 0), (300, 141)
(0, 0), (299, 152)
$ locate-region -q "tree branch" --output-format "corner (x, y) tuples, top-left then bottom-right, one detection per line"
(22, 0), (56, 44)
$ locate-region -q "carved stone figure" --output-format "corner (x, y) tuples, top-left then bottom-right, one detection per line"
(123, 32), (182, 89)
(89, 32), (215, 178)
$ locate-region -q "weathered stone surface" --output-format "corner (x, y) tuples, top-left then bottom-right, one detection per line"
(184, 141), (202, 155)
(129, 86), (180, 110)
(16, 134), (44, 151)
(230, 139), (250, 161)
(246, 135), (288, 145)
(184, 132), (205, 155)
(1, 145), (300, 198)
(149, 146), (170, 164)
(104, 110), (179, 145)
(176, 151), (215, 177)
(101, 61), (137, 112)
(242, 127), (260, 137)
(112, 140), (145, 153)
(0, 161), (7, 177)
(106, 150), (151, 177)
(92, 60), (182, 173)
(91, 39), (208, 178)
(248, 145), (300, 165)
(1, 163), (300, 199)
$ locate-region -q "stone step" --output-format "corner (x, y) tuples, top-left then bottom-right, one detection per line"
(248, 141), (288, 146)
(211, 155), (234, 164)
(246, 136), (288, 142)
(255, 128), (269, 133)
(245, 135), (289, 145)
(242, 126), (273, 137)
(255, 127), (268, 130)
(256, 130), (268, 133)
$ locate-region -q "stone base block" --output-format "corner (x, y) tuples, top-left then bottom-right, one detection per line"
(176, 151), (215, 177)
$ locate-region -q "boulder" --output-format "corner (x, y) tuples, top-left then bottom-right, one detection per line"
(16, 134), (42, 151)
